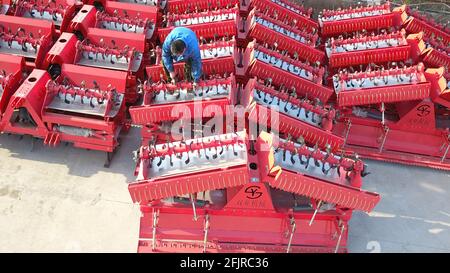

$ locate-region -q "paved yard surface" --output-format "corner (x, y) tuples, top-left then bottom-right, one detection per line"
(0, 128), (449, 252)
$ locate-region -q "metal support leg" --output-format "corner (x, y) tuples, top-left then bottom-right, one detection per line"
(203, 214), (210, 253)
(343, 119), (351, 147)
(286, 216), (296, 253)
(442, 144), (450, 163)
(240, 17), (246, 33)
(334, 222), (345, 253)
(190, 193), (198, 221)
(104, 152), (113, 168)
(379, 125), (389, 153)
(152, 210), (159, 251)
(309, 200), (322, 226)
(441, 135), (450, 162)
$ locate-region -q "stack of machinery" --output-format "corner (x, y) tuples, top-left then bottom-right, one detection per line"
(0, 0), (448, 253)
(128, 0), (382, 253)
(319, 2), (450, 170)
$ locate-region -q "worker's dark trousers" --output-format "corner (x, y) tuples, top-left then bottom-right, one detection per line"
(162, 58), (194, 82)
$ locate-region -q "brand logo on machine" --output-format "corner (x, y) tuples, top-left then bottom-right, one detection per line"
(244, 186), (263, 199)
(416, 104), (431, 117)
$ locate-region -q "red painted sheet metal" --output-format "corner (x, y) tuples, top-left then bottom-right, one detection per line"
(86, 27), (146, 52)
(340, 144), (450, 171)
(128, 166), (249, 204)
(138, 240), (346, 253)
(167, 0), (239, 13)
(251, 0), (317, 32)
(248, 11), (324, 63)
(422, 48), (450, 70)
(404, 17), (450, 45)
(145, 57), (235, 83)
(13, 0), (79, 33)
(329, 45), (411, 68)
(337, 82), (431, 107)
(0, 69), (51, 136)
(130, 98), (232, 124)
(249, 103), (344, 150)
(0, 15), (55, 68)
(0, 54), (25, 116)
(158, 20), (236, 42)
(268, 168), (380, 212)
(321, 13), (398, 37)
(138, 205), (348, 253)
(248, 61), (333, 103)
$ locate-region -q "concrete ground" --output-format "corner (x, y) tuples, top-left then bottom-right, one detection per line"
(0, 128), (449, 253)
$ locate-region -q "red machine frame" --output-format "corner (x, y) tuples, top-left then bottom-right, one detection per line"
(326, 29), (424, 68)
(68, 3), (159, 40)
(167, 0), (238, 14)
(403, 7), (450, 46)
(242, 77), (343, 151)
(43, 30), (145, 103)
(238, 8), (324, 63)
(0, 14), (55, 69)
(0, 64), (127, 166)
(84, 0), (166, 10)
(0, 54), (26, 120)
(331, 65), (449, 170)
(130, 131), (379, 253)
(239, 0), (316, 32)
(158, 7), (237, 42)
(12, 0), (82, 35)
(130, 75), (237, 144)
(319, 2), (404, 37)
(146, 37), (238, 83)
(240, 40), (333, 103)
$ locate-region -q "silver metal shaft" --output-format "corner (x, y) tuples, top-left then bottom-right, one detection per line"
(309, 200), (322, 226)
(191, 194), (198, 221)
(334, 224), (345, 253)
(286, 217), (296, 253)
(203, 214), (210, 253)
(152, 210), (158, 250)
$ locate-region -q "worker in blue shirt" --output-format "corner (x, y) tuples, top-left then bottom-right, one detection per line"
(162, 27), (202, 87)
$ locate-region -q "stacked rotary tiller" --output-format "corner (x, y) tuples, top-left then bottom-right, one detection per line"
(0, 0), (447, 253)
(319, 2), (450, 170)
(127, 0), (382, 253)
(0, 0), (161, 166)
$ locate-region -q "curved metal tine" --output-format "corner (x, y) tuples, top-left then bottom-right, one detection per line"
(197, 86), (203, 97)
(263, 92), (268, 103)
(184, 151), (190, 165)
(87, 50), (94, 60)
(156, 155), (164, 167)
(22, 40), (28, 52)
(290, 148), (296, 164)
(174, 87), (181, 99)
(232, 142), (238, 156)
(337, 161), (342, 177)
(52, 10), (58, 22)
(218, 144), (224, 156)
(255, 89), (262, 99)
(90, 97), (96, 108)
(284, 97), (290, 112)
(64, 92), (71, 104)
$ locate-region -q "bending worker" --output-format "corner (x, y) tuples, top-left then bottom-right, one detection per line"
(162, 27), (202, 87)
